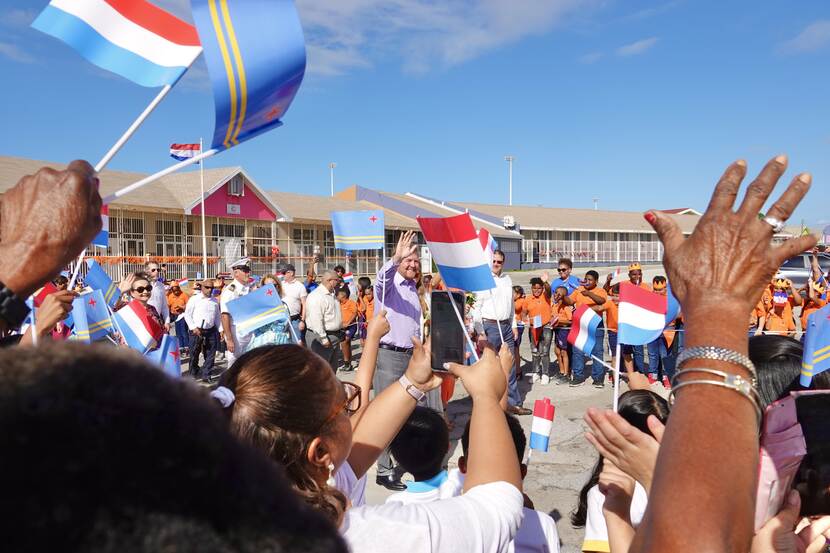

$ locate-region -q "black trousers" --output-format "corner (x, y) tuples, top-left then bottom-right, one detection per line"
(189, 327), (219, 379)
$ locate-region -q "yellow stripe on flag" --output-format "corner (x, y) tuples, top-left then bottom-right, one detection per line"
(220, 0), (247, 146)
(208, 0), (238, 149)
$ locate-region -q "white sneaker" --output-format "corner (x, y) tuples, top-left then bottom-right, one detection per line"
(531, 373), (541, 383)
(541, 375), (550, 385)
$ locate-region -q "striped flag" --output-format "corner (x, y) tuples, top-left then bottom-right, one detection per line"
(170, 143), (200, 161)
(417, 213), (496, 292)
(114, 300), (163, 353)
(617, 282), (667, 346)
(342, 272), (354, 285)
(177, 278), (190, 288)
(529, 398), (555, 452)
(478, 228), (498, 267)
(32, 0), (202, 88)
(226, 283), (289, 336)
(146, 334), (182, 377)
(567, 305), (602, 355)
(69, 290), (114, 343)
(84, 259), (120, 308)
(92, 206), (109, 248)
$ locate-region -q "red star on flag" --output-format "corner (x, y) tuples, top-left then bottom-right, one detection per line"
(169, 349), (179, 361)
(369, 215), (378, 223)
(88, 298), (97, 307)
(266, 289), (273, 296)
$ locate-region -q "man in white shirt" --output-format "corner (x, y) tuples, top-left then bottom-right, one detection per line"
(303, 269), (342, 368)
(472, 249), (529, 415)
(280, 263), (308, 344)
(184, 279), (222, 381)
(220, 258), (252, 366)
(145, 261), (170, 331)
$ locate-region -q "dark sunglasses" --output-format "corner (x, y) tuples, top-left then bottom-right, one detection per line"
(149, 268), (159, 272)
(236, 267), (251, 273)
(492, 259), (504, 265)
(132, 286), (152, 293)
(557, 268), (569, 272)
(202, 286), (214, 290)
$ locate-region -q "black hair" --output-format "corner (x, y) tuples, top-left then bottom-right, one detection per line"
(333, 265), (345, 273)
(461, 413), (526, 464)
(53, 275), (69, 286)
(335, 286), (350, 298)
(512, 285), (524, 297)
(555, 286), (568, 296)
(493, 249), (505, 260)
(390, 406), (449, 481)
(357, 276), (371, 290)
(571, 390), (670, 528)
(653, 275), (667, 285)
(585, 270), (599, 281)
(530, 277), (544, 287)
(0, 343), (345, 553)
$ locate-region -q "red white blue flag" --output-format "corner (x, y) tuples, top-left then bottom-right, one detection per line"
(617, 282), (667, 346)
(567, 305), (602, 355)
(417, 213), (496, 292)
(529, 398), (555, 452)
(478, 228), (498, 267)
(170, 143), (201, 161)
(114, 299), (163, 353)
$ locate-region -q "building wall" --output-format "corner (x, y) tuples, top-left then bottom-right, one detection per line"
(192, 179), (276, 221)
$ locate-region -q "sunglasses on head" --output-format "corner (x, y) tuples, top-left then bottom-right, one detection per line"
(132, 286), (152, 293)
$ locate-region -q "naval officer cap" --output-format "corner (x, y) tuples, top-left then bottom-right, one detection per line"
(230, 258), (251, 271)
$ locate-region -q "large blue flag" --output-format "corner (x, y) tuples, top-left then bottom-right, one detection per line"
(226, 283), (288, 336)
(146, 335), (182, 378)
(191, 0), (306, 151)
(84, 259), (120, 308)
(69, 290), (114, 343)
(801, 303), (830, 387)
(331, 210), (385, 251)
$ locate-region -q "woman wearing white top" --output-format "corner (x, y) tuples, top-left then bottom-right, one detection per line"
(224, 311), (524, 553)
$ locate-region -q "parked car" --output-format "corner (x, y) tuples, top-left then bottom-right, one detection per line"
(777, 252), (830, 288)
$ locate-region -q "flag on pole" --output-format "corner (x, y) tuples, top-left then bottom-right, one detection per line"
(331, 210), (385, 251)
(146, 334), (182, 377)
(567, 305), (602, 355)
(478, 228), (498, 267)
(417, 213), (496, 292)
(69, 290), (114, 342)
(617, 282), (668, 346)
(342, 272), (354, 285)
(113, 300), (163, 353)
(191, 0), (306, 151)
(177, 278), (190, 288)
(32, 0), (202, 88)
(529, 398), (555, 452)
(92, 206), (109, 248)
(226, 283), (289, 336)
(33, 282), (59, 308)
(170, 143), (201, 161)
(84, 259), (120, 308)
(801, 303), (830, 387)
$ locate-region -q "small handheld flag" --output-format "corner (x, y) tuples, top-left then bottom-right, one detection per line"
(69, 290), (113, 343)
(617, 282), (668, 346)
(417, 213), (496, 292)
(529, 398), (555, 452)
(226, 283), (289, 336)
(92, 206), (109, 248)
(478, 228), (498, 267)
(32, 0), (202, 88)
(33, 282), (58, 308)
(177, 278), (190, 288)
(84, 259), (120, 308)
(801, 304), (830, 387)
(342, 272), (354, 285)
(331, 211), (385, 251)
(146, 334), (182, 377)
(114, 300), (163, 353)
(170, 143), (201, 161)
(568, 305), (602, 355)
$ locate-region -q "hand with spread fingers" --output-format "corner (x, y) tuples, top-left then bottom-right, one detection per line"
(392, 230), (419, 264)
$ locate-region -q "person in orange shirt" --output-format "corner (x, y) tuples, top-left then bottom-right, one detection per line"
(167, 282), (190, 352)
(564, 270), (607, 387)
(800, 280), (827, 336)
(357, 283), (375, 346)
(764, 292), (796, 335)
(523, 277), (553, 385)
(647, 276), (676, 389)
(513, 285), (527, 378)
(337, 286), (359, 371)
(551, 286), (573, 384)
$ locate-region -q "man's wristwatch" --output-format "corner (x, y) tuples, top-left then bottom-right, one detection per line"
(0, 280), (30, 329)
(399, 374), (426, 402)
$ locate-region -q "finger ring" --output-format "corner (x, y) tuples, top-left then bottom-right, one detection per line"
(762, 215), (786, 234)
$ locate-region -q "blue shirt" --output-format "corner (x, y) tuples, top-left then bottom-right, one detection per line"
(551, 275), (581, 295)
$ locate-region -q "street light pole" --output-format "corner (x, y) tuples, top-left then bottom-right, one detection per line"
(504, 155), (514, 205)
(329, 162), (337, 197)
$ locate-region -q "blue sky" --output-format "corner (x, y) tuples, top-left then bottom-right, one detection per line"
(1, 0), (828, 230)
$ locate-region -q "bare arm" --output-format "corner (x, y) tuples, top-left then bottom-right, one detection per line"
(349, 311), (390, 429)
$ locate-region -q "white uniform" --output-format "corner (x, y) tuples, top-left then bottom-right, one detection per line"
(220, 278), (251, 365)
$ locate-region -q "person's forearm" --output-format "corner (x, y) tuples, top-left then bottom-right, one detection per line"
(220, 313), (233, 337)
(351, 331), (382, 429)
(586, 291), (606, 304)
(605, 508), (635, 553)
(464, 396), (523, 492)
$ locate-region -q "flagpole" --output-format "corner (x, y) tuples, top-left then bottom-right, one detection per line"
(199, 138), (209, 279)
(612, 342), (621, 412)
(448, 291), (479, 363)
(68, 249), (86, 290)
(95, 85), (173, 173)
(102, 148), (219, 204)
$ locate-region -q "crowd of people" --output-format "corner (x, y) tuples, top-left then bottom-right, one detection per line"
(1, 156), (829, 552)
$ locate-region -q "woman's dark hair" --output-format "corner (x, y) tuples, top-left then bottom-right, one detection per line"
(227, 345), (349, 525)
(132, 271), (151, 284)
(751, 335), (805, 408)
(357, 277), (371, 291)
(571, 390), (670, 528)
(512, 285), (524, 297)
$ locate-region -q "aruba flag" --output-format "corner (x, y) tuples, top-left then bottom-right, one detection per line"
(617, 282), (668, 346)
(568, 305), (602, 355)
(417, 213), (496, 292)
(331, 210), (385, 251)
(84, 259), (120, 308)
(114, 299), (163, 353)
(801, 303), (830, 387)
(226, 283), (289, 336)
(191, 0), (306, 151)
(146, 334), (182, 377)
(32, 0), (202, 88)
(69, 290), (114, 342)
(529, 398), (555, 452)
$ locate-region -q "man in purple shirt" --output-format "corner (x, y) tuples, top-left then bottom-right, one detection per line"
(373, 230), (441, 491)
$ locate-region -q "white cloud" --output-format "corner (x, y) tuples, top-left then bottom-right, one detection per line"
(779, 20), (830, 54)
(616, 37), (659, 57)
(0, 42), (34, 63)
(578, 51), (603, 64)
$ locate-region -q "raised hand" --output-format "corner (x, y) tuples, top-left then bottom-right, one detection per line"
(366, 309), (391, 340)
(444, 348), (506, 402)
(393, 230), (419, 264)
(404, 336), (442, 392)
